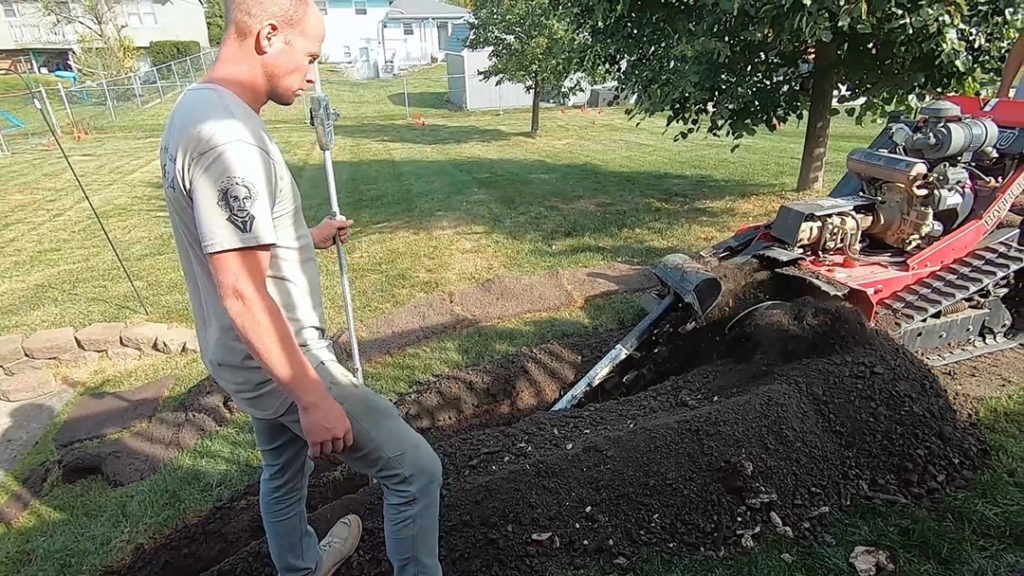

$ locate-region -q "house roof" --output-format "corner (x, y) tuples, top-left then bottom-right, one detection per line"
(444, 21), (472, 53)
(386, 0), (469, 20)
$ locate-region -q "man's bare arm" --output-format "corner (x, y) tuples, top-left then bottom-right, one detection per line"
(208, 245), (328, 407)
(997, 34), (1024, 99)
(207, 246), (354, 457)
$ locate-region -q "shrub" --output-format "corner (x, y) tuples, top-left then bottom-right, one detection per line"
(148, 41), (202, 67)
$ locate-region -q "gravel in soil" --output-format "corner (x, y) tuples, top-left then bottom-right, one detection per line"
(201, 296), (991, 576)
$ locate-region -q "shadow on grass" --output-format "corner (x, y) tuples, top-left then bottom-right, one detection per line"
(0, 376), (262, 576)
(291, 156), (768, 265)
(335, 121), (524, 144)
(361, 293), (643, 398)
(386, 91), (450, 110)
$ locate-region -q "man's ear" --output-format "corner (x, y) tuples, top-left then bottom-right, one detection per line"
(254, 21), (283, 55)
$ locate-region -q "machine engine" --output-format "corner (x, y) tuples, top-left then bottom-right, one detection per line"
(771, 101), (1002, 257)
(553, 96), (1024, 411)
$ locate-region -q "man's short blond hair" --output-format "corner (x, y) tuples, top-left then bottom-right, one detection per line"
(225, 0), (314, 39)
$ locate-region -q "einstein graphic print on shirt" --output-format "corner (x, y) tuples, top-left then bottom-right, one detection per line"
(217, 176), (259, 234)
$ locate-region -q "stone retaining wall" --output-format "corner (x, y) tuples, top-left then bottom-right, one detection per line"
(0, 322), (198, 403)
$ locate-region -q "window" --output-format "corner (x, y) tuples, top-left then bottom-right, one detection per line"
(403, 22), (414, 35)
(354, 0), (367, 15)
(125, 0), (157, 27)
(342, 45), (352, 59)
(1, 0), (18, 19)
(314, 0), (327, 14)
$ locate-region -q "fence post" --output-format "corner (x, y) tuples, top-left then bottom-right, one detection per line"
(186, 56), (196, 83)
(37, 86), (61, 137)
(172, 61), (181, 89)
(56, 81), (77, 131)
(102, 78), (116, 121)
(156, 68), (164, 101)
(133, 74), (143, 107)
(403, 77), (410, 120)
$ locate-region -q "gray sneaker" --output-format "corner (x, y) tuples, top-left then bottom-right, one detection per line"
(314, 514), (362, 576)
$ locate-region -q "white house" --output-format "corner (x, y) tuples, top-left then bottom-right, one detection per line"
(0, 0), (210, 73)
(320, 0), (469, 78)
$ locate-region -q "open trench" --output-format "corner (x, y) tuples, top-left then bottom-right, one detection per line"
(102, 261), (994, 576)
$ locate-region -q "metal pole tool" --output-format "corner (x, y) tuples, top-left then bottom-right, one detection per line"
(309, 64), (363, 384)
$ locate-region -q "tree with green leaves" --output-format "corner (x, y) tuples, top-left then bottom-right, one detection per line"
(31, 0), (138, 76)
(467, 0), (599, 135)
(205, 0), (226, 46)
(560, 0), (1024, 193)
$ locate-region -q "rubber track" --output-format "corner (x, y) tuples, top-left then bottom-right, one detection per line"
(877, 232), (1024, 331)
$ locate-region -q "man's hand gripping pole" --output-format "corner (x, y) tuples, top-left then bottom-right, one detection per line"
(310, 64), (363, 384)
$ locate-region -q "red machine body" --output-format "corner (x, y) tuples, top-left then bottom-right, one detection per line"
(700, 96), (1024, 362)
(800, 165), (1024, 320)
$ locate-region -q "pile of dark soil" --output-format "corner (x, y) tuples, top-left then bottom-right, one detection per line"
(101, 331), (628, 576)
(202, 296), (988, 576)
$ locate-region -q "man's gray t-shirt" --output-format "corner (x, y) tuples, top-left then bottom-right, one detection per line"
(160, 83), (336, 419)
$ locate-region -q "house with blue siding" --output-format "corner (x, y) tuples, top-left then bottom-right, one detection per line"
(320, 0), (469, 78)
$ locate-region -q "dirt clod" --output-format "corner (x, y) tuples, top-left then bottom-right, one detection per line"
(849, 546), (896, 576)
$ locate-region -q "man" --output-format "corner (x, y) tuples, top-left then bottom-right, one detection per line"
(158, 2), (443, 575)
(997, 33), (1024, 100)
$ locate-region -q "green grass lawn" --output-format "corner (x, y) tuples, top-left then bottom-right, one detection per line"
(0, 72), (66, 95)
(0, 64), (880, 336)
(0, 65), (1018, 576)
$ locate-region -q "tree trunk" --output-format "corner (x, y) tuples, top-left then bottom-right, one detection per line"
(530, 77), (541, 136)
(797, 41), (838, 194)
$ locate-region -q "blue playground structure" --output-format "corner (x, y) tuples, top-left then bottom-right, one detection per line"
(53, 70), (78, 85)
(0, 110), (24, 134)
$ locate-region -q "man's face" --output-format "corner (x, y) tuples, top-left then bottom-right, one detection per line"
(263, 10), (326, 106)
(227, 186), (254, 218)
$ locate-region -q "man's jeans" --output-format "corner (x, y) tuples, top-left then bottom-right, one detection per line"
(251, 358), (443, 576)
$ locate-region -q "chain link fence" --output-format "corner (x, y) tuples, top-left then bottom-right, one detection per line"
(0, 52), (887, 155)
(0, 48), (219, 152)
